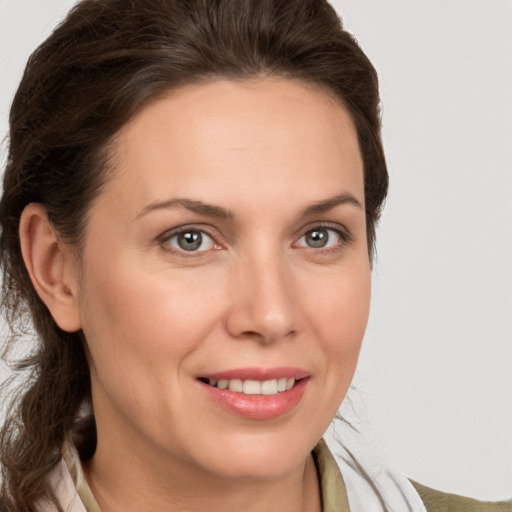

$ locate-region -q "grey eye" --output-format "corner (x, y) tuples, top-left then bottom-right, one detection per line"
(167, 230), (215, 252)
(299, 227), (341, 249)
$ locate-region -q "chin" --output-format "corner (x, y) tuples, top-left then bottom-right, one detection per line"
(213, 455), (304, 481)
(192, 431), (317, 481)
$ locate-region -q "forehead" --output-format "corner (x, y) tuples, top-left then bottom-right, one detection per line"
(103, 78), (364, 214)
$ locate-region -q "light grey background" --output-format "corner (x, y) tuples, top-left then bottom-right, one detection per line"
(1, 0), (511, 501)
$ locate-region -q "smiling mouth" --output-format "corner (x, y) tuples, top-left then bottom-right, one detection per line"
(199, 377), (298, 395)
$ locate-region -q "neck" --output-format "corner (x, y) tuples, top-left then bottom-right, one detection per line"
(84, 438), (321, 512)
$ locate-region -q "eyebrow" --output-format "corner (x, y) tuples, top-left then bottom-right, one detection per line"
(135, 198), (235, 220)
(135, 192), (362, 221)
(302, 193), (363, 216)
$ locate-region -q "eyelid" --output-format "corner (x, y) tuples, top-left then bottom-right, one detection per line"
(294, 222), (353, 244)
(158, 224), (224, 256)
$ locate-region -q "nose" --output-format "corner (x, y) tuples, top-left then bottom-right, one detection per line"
(225, 254), (297, 344)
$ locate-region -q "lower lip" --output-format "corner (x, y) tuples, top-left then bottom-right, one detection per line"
(199, 378), (309, 420)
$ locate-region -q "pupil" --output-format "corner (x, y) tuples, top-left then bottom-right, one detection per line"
(307, 229), (328, 248)
(178, 231), (202, 251)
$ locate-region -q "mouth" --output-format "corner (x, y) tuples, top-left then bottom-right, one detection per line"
(197, 368), (309, 420)
(199, 376), (298, 395)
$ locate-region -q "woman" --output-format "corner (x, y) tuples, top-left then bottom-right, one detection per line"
(0, 1), (510, 511)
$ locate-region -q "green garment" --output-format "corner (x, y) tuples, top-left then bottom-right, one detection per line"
(411, 481), (512, 512)
(312, 439), (512, 512)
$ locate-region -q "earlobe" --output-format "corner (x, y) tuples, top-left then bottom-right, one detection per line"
(19, 203), (82, 332)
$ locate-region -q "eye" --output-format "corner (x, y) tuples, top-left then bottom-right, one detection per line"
(297, 226), (342, 249)
(164, 229), (216, 253)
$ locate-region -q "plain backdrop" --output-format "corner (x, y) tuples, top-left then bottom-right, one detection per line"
(1, 0), (511, 501)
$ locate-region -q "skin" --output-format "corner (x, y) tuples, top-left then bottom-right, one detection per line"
(20, 78), (371, 511)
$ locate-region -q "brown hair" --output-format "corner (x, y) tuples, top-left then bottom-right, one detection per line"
(0, 0), (387, 509)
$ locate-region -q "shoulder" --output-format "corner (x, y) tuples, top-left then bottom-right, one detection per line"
(411, 480), (512, 512)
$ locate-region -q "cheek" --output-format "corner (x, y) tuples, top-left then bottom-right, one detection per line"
(81, 270), (217, 357)
(78, 267), (229, 442)
(78, 256), (225, 400)
(293, 266), (370, 435)
(304, 266), (371, 367)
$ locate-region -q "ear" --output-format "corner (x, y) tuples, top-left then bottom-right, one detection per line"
(19, 203), (82, 332)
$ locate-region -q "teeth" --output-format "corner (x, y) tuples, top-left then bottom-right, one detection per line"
(261, 379), (277, 395)
(206, 377), (297, 395)
(228, 379), (243, 392)
(243, 380), (261, 394)
(217, 379), (228, 389)
(277, 377), (287, 392)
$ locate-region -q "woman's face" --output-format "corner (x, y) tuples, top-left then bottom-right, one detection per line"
(76, 78), (370, 480)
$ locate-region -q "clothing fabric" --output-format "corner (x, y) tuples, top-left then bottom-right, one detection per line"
(410, 481), (512, 512)
(41, 438), (511, 512)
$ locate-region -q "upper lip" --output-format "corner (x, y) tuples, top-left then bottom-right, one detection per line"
(198, 367), (309, 381)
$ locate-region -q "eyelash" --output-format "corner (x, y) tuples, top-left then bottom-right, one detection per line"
(158, 225), (221, 257)
(293, 223), (353, 254)
(158, 223), (353, 258)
